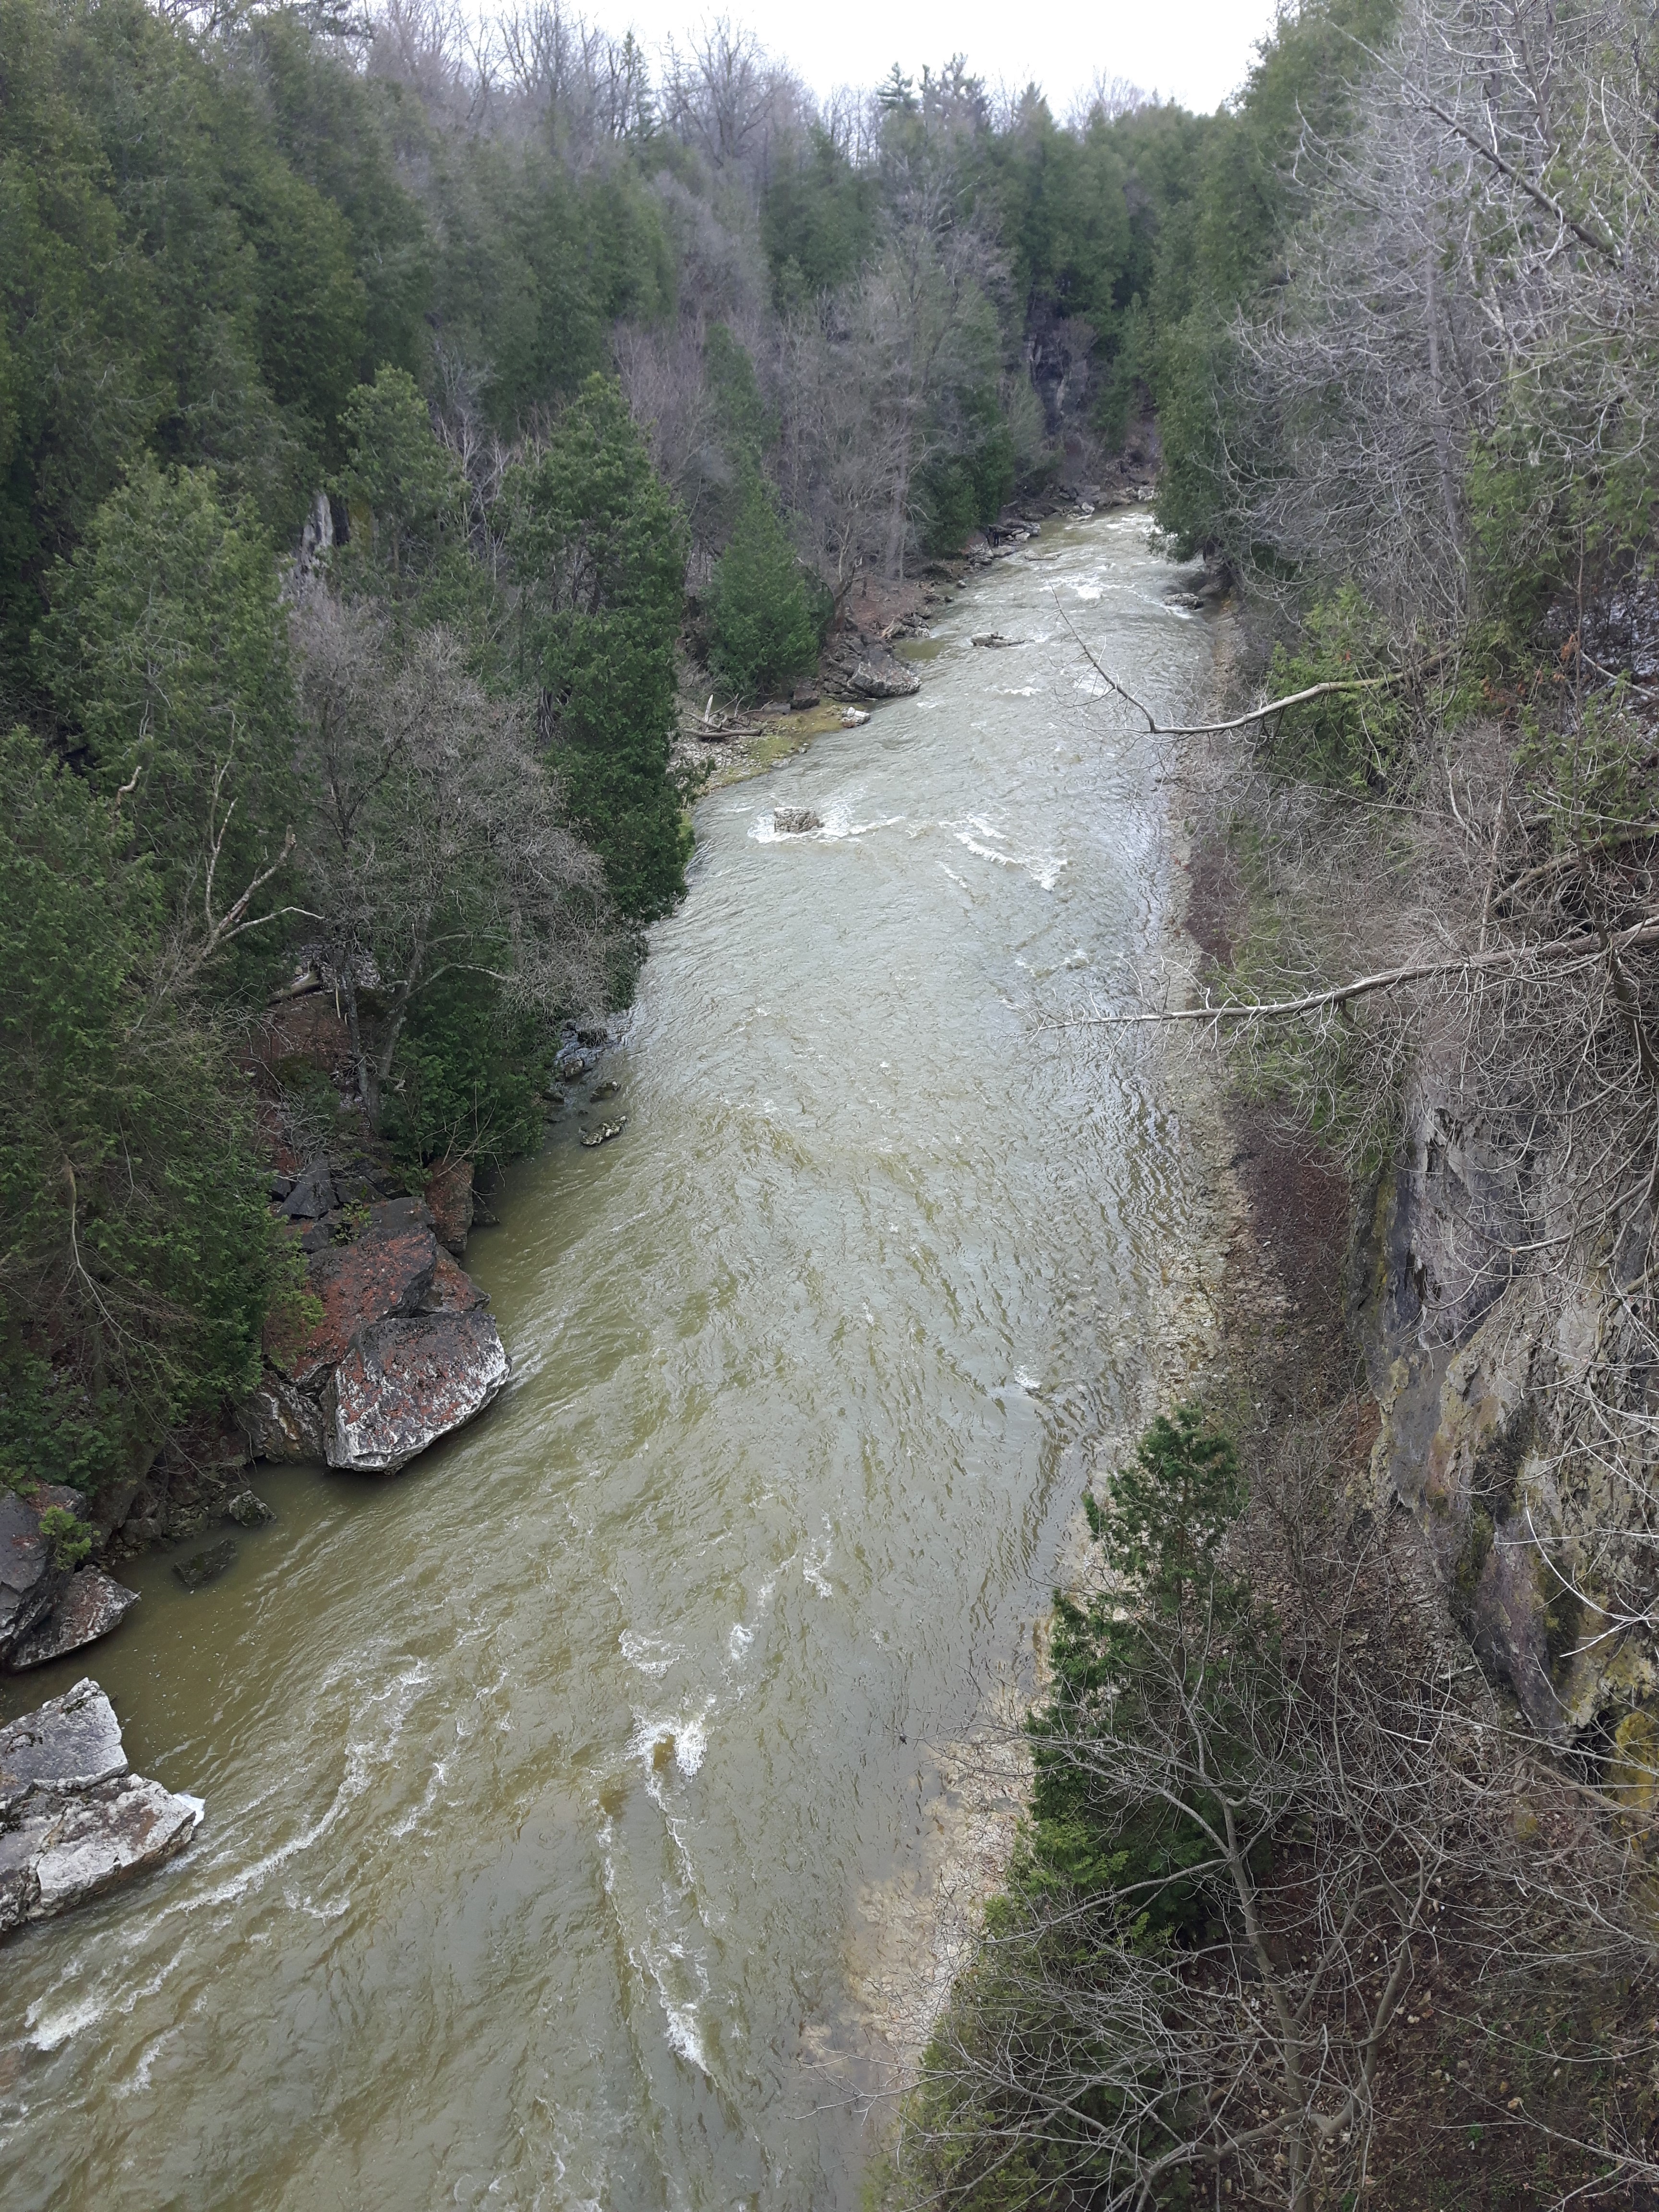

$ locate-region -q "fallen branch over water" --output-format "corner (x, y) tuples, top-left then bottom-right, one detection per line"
(1069, 915), (1659, 1025)
(1050, 593), (1446, 738)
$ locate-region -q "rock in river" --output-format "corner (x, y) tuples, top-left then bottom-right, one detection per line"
(580, 1117), (627, 1149)
(7, 1570), (140, 1671)
(772, 807), (821, 834)
(173, 1539), (237, 1591)
(0, 1679), (203, 1938)
(325, 1310), (511, 1474)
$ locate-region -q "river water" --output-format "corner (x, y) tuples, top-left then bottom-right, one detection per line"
(0, 514), (1216, 2212)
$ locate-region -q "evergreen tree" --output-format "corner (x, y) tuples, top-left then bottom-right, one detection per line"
(506, 376), (689, 923)
(705, 473), (819, 699)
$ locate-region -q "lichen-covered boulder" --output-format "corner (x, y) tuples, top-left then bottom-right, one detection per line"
(278, 1226), (439, 1386)
(324, 1311), (510, 1473)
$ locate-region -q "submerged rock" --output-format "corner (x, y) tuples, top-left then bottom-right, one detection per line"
(971, 632), (1023, 648)
(324, 1311), (510, 1474)
(0, 1680), (202, 1938)
(7, 1571), (139, 1671)
(173, 1539), (237, 1591)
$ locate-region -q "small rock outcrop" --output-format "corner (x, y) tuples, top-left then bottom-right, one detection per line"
(823, 633), (921, 701)
(971, 632), (1023, 649)
(2, 1489), (140, 1673)
(579, 1117), (627, 1149)
(772, 807), (822, 834)
(8, 1571), (139, 1672)
(0, 1680), (202, 1937)
(224, 1490), (276, 1529)
(325, 1311), (510, 1473)
(424, 1158), (474, 1256)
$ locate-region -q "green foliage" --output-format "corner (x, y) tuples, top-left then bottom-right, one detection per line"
(916, 403), (1016, 553)
(1149, 0), (1402, 556)
(507, 375), (689, 921)
(704, 473), (819, 699)
(761, 126), (879, 308)
(422, 139), (673, 434)
(0, 728), (270, 1496)
(37, 460), (295, 960)
(335, 365), (465, 587)
(380, 973), (548, 1172)
(1026, 1408), (1248, 1939)
(36, 1504), (94, 1569)
(1262, 584), (1410, 788)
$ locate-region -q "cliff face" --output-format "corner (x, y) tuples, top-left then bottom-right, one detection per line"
(1355, 1077), (1659, 1745)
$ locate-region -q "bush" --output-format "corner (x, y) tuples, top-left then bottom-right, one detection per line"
(704, 473), (819, 700)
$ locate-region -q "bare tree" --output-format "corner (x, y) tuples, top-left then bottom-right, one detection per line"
(290, 592), (611, 1128)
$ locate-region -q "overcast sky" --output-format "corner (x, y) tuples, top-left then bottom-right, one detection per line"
(601, 1), (1284, 119)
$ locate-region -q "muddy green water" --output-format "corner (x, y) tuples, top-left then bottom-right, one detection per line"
(0, 514), (1215, 2212)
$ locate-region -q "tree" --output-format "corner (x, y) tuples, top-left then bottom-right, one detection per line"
(505, 374), (689, 922)
(36, 460), (297, 985)
(704, 471), (818, 698)
(335, 364), (466, 585)
(0, 729), (270, 1497)
(291, 590), (612, 1135)
(890, 1408), (1659, 2210)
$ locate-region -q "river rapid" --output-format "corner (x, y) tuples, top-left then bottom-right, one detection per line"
(0, 513), (1217, 2212)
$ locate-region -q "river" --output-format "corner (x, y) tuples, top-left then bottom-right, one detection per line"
(0, 513), (1217, 2211)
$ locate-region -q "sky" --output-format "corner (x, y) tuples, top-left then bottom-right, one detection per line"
(600, 1), (1284, 119)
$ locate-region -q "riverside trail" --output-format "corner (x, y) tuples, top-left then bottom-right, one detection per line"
(0, 512), (1219, 2212)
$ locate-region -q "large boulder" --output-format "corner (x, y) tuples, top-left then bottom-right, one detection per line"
(0, 1678), (203, 1937)
(325, 1311), (510, 1473)
(281, 1225), (438, 1386)
(0, 1677), (126, 1804)
(7, 1570), (139, 1672)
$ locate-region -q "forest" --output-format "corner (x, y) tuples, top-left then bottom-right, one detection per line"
(11, 0), (1659, 2200)
(0, 0), (1237, 1509)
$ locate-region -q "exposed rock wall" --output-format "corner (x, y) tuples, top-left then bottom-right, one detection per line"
(1356, 1080), (1659, 1742)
